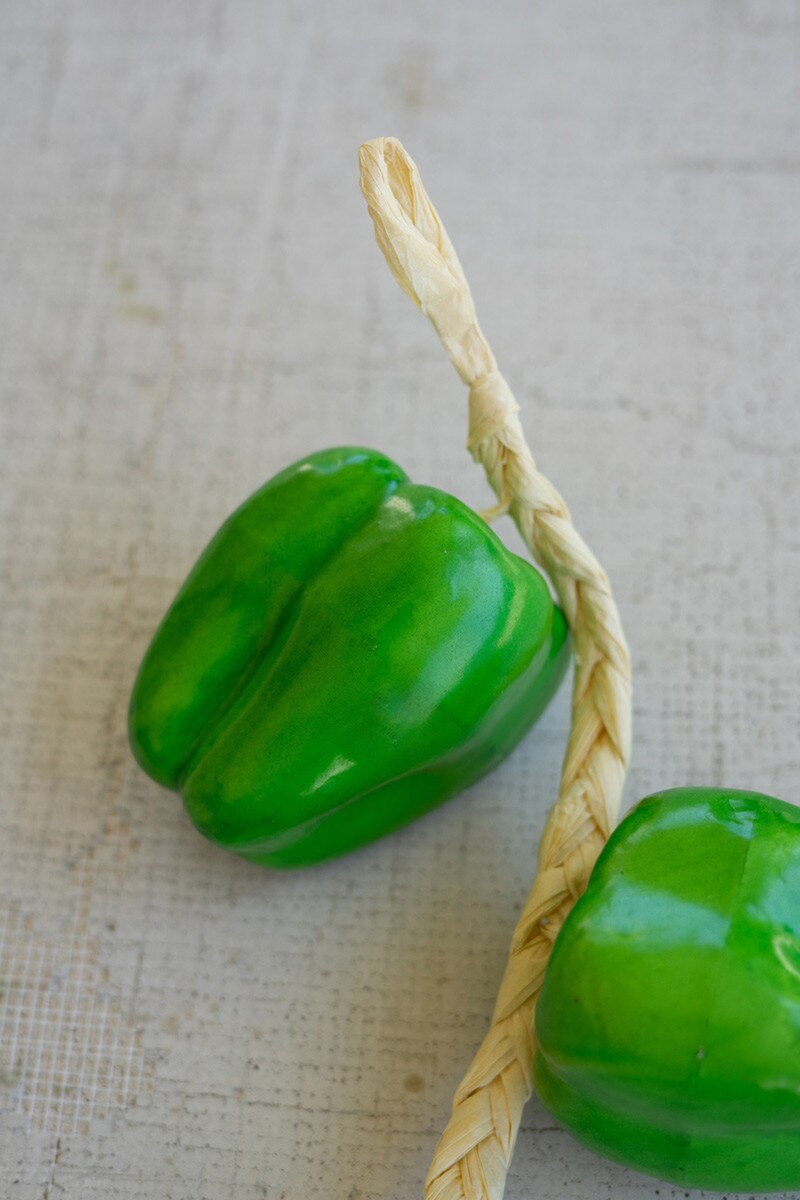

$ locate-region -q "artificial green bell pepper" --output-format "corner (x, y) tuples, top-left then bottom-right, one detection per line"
(534, 786), (800, 1192)
(129, 446), (569, 867)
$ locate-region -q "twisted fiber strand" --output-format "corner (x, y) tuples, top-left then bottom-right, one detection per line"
(359, 138), (632, 1200)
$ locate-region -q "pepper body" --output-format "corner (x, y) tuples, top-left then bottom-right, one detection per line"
(534, 787), (800, 1191)
(129, 447), (569, 867)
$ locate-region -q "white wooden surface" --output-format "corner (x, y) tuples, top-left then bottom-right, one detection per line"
(1, 2), (799, 1197)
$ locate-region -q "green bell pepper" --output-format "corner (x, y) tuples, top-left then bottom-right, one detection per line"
(129, 446), (569, 867)
(534, 786), (800, 1191)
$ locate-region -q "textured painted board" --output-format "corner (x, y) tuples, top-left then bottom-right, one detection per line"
(1, 1), (798, 1197)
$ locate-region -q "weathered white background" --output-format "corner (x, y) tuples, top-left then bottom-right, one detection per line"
(1, 1), (799, 1197)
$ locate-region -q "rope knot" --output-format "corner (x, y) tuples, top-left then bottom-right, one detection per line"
(467, 370), (520, 454)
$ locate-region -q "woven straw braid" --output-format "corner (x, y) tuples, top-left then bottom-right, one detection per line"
(359, 138), (632, 1200)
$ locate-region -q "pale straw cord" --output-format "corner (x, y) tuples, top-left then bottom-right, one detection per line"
(359, 137), (632, 1200)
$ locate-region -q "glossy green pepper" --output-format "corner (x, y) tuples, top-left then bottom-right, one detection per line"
(129, 447), (569, 867)
(534, 787), (800, 1191)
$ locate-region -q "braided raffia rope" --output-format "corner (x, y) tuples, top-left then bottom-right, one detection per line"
(359, 138), (632, 1200)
